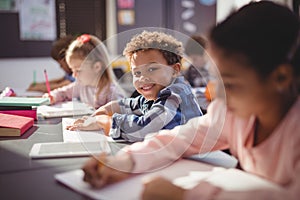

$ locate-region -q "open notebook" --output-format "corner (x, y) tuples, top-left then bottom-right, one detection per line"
(62, 118), (126, 143)
(62, 118), (127, 143)
(55, 159), (281, 200)
(37, 101), (94, 118)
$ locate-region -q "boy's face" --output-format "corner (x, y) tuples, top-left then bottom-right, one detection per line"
(131, 49), (178, 100)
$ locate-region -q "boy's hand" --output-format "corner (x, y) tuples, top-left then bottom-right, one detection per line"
(66, 116), (101, 131)
(142, 176), (185, 200)
(95, 115), (112, 135)
(82, 153), (133, 188)
(66, 115), (112, 134)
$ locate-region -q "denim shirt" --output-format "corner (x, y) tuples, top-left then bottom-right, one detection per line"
(109, 76), (203, 142)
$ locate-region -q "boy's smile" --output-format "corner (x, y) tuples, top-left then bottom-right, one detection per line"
(131, 49), (178, 100)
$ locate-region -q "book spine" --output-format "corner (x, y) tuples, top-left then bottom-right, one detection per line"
(0, 110), (37, 120)
(20, 118), (34, 135)
(0, 106), (34, 110)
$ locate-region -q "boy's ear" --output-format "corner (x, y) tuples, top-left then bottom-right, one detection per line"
(172, 63), (181, 76)
(272, 63), (293, 92)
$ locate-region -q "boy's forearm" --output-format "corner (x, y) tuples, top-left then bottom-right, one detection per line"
(93, 100), (121, 116)
(95, 115), (112, 135)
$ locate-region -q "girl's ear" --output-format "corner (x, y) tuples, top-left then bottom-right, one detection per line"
(93, 61), (103, 73)
(272, 64), (293, 92)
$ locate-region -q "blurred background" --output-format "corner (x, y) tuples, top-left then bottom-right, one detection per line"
(0, 0), (298, 91)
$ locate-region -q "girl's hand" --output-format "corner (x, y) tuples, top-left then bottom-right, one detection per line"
(42, 93), (55, 104)
(82, 153), (133, 188)
(142, 176), (185, 200)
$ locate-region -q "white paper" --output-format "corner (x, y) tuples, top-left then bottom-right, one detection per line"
(55, 159), (281, 200)
(62, 118), (125, 143)
(205, 168), (280, 191)
(37, 101), (94, 118)
(55, 159), (214, 200)
(62, 118), (106, 143)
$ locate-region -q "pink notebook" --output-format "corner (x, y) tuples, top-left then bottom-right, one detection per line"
(0, 110), (37, 120)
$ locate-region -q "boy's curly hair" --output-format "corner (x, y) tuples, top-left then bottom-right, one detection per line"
(123, 31), (184, 65)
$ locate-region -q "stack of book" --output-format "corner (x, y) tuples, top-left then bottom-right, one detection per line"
(0, 97), (50, 120)
(0, 113), (34, 136)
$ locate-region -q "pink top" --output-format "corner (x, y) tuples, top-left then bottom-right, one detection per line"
(120, 97), (300, 200)
(50, 81), (124, 109)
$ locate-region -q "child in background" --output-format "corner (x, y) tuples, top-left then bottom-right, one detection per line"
(67, 31), (203, 142)
(184, 35), (215, 113)
(81, 2), (300, 200)
(183, 35), (211, 87)
(43, 34), (124, 109)
(27, 35), (75, 92)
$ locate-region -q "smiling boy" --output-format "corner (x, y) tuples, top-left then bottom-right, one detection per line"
(68, 31), (202, 142)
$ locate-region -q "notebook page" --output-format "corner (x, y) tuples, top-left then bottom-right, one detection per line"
(55, 159), (213, 200)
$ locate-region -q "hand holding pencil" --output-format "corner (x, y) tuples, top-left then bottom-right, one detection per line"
(42, 69), (55, 104)
(82, 153), (134, 188)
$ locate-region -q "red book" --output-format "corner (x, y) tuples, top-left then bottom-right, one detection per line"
(0, 113), (34, 136)
(0, 110), (37, 120)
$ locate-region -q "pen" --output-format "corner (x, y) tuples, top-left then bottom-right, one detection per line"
(44, 69), (51, 95)
(33, 70), (36, 86)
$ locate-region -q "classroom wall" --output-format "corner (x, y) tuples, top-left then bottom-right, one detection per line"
(0, 58), (64, 91)
(0, 0), (293, 92)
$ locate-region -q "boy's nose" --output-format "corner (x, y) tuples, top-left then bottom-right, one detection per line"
(139, 75), (150, 82)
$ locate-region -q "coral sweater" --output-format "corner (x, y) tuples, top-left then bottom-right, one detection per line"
(120, 97), (300, 200)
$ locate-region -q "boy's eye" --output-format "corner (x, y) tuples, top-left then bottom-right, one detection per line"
(133, 71), (141, 77)
(148, 67), (157, 72)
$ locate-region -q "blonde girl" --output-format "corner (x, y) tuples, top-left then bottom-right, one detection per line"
(45, 34), (124, 109)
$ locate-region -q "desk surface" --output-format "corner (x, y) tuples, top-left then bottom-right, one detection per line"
(0, 118), (125, 200)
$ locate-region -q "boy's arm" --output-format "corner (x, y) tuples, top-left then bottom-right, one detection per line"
(109, 91), (185, 142)
(92, 100), (121, 116)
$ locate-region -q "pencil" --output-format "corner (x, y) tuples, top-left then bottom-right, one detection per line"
(33, 70), (36, 86)
(44, 69), (51, 95)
